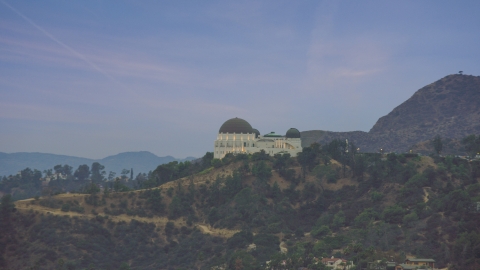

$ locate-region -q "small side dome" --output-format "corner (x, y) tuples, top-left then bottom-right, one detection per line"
(252, 128), (260, 138)
(219, 117), (253, 133)
(285, 128), (301, 138)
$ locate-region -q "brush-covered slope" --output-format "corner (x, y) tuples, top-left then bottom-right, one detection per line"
(302, 74), (480, 153)
(301, 130), (370, 150)
(3, 149), (480, 269)
(369, 74), (480, 152)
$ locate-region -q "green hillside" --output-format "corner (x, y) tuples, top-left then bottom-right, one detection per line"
(1, 143), (480, 269)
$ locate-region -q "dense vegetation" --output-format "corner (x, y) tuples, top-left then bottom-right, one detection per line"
(1, 137), (480, 269)
(0, 153), (213, 201)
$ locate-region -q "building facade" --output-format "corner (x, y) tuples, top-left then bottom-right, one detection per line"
(213, 117), (302, 159)
(395, 258), (435, 270)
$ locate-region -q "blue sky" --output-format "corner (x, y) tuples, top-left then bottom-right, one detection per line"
(1, 1), (479, 159)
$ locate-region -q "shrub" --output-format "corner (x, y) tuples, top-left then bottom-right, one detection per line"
(403, 212), (419, 227)
(311, 225), (331, 238)
(315, 165), (338, 183)
(211, 159), (223, 168)
(370, 191), (384, 202)
(382, 205), (405, 224)
(354, 208), (377, 227)
(294, 228), (304, 237)
(61, 203), (70, 212)
(70, 205), (84, 213)
(332, 210), (346, 229)
(119, 200), (128, 209)
(165, 221), (175, 236)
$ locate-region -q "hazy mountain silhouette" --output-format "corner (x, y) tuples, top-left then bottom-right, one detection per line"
(0, 151), (196, 177)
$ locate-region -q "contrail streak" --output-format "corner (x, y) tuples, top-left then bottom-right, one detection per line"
(1, 1), (121, 85)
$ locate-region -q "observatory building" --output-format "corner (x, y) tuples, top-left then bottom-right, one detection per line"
(213, 117), (302, 159)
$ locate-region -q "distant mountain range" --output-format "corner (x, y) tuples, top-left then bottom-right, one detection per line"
(302, 74), (480, 154)
(0, 151), (196, 177)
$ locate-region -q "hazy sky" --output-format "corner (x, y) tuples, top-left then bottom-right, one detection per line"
(1, 1), (479, 159)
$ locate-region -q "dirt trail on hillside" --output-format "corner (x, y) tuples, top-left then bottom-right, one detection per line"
(196, 224), (239, 238)
(16, 203), (175, 226)
(423, 187), (431, 203)
(16, 200), (239, 238)
(13, 163), (251, 239)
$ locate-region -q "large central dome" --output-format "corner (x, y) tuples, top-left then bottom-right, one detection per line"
(286, 128), (301, 138)
(219, 117), (253, 133)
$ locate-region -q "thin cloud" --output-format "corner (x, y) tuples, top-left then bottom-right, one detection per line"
(0, 102), (106, 124)
(1, 1), (121, 86)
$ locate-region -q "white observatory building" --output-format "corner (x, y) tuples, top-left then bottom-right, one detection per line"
(213, 117), (302, 159)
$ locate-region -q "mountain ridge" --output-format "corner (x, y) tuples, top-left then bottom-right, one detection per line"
(0, 151), (196, 177)
(302, 74), (480, 153)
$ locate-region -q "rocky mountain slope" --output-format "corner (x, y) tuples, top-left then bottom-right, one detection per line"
(302, 74), (480, 153)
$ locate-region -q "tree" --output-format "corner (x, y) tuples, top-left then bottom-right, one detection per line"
(382, 205), (405, 224)
(108, 171), (116, 181)
(74, 164), (90, 181)
(332, 210), (346, 229)
(354, 154), (367, 180)
(311, 225), (331, 238)
(55, 164), (72, 176)
(153, 163), (177, 185)
(315, 164), (338, 184)
(252, 161), (272, 192)
(462, 134), (480, 158)
(273, 153), (291, 172)
(298, 146), (317, 178)
(84, 182), (100, 195)
(53, 164), (63, 174)
(202, 152), (214, 168)
(119, 262), (131, 270)
(0, 194), (16, 219)
(144, 189), (164, 213)
(91, 162), (105, 183)
(0, 194), (16, 232)
(63, 164), (73, 176)
(402, 212), (418, 227)
(432, 135), (443, 155)
(355, 208), (377, 227)
(252, 161), (272, 182)
(121, 169), (130, 180)
(211, 158), (223, 168)
(252, 149), (269, 161)
(168, 196), (183, 219)
(113, 179), (130, 192)
(43, 169), (53, 176)
(228, 250), (257, 270)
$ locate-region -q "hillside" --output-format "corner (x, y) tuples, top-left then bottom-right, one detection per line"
(0, 151), (196, 177)
(2, 148), (480, 269)
(301, 130), (370, 151)
(302, 74), (480, 153)
(409, 138), (466, 156)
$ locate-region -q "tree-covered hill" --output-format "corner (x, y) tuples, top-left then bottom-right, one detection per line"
(2, 142), (480, 269)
